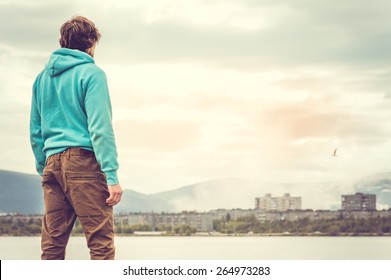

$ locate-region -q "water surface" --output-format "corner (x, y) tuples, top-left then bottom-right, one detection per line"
(1, 236), (390, 260)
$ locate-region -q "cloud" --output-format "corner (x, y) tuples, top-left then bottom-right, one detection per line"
(83, 0), (391, 71)
(2, 0), (391, 201)
(3, 0), (391, 70)
(384, 92), (391, 100)
(0, 2), (73, 51)
(115, 119), (202, 151)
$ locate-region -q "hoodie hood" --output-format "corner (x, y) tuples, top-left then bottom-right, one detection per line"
(45, 48), (94, 77)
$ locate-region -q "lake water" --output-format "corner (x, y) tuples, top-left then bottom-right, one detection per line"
(1, 236), (391, 260)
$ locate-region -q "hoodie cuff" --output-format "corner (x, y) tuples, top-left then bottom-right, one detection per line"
(105, 170), (119, 186)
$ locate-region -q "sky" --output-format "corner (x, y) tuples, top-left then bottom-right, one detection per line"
(1, 0), (391, 201)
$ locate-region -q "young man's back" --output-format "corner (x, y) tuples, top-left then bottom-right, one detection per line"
(30, 16), (122, 260)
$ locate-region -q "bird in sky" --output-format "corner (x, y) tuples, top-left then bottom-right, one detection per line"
(332, 148), (337, 157)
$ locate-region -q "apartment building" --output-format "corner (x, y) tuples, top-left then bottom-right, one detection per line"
(255, 193), (302, 211)
(341, 193), (376, 211)
(116, 212), (214, 232)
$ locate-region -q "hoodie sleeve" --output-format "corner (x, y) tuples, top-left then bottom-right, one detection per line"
(84, 69), (119, 185)
(30, 80), (46, 175)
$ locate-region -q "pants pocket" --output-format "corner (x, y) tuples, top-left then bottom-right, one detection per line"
(66, 172), (110, 217)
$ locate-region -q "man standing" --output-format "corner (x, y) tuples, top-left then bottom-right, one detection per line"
(30, 16), (122, 260)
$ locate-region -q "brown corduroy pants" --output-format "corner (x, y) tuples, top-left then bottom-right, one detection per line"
(41, 148), (115, 260)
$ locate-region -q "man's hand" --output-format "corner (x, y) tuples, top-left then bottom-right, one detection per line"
(106, 184), (123, 206)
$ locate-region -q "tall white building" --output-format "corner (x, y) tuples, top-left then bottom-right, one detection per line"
(255, 193), (302, 211)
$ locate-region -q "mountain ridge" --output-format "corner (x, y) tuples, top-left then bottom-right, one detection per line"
(1, 169), (391, 214)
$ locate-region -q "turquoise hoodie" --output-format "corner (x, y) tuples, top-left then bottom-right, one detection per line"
(30, 48), (119, 185)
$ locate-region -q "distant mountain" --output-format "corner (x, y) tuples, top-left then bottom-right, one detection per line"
(148, 178), (256, 212)
(0, 170), (43, 214)
(114, 188), (171, 213)
(1, 170), (391, 214)
(0, 170), (171, 214)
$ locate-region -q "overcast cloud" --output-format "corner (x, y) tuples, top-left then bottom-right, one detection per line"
(1, 0), (391, 209)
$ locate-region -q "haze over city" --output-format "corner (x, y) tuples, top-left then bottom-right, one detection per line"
(1, 0), (391, 206)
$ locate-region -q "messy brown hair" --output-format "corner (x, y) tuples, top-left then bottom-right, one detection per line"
(59, 16), (101, 52)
